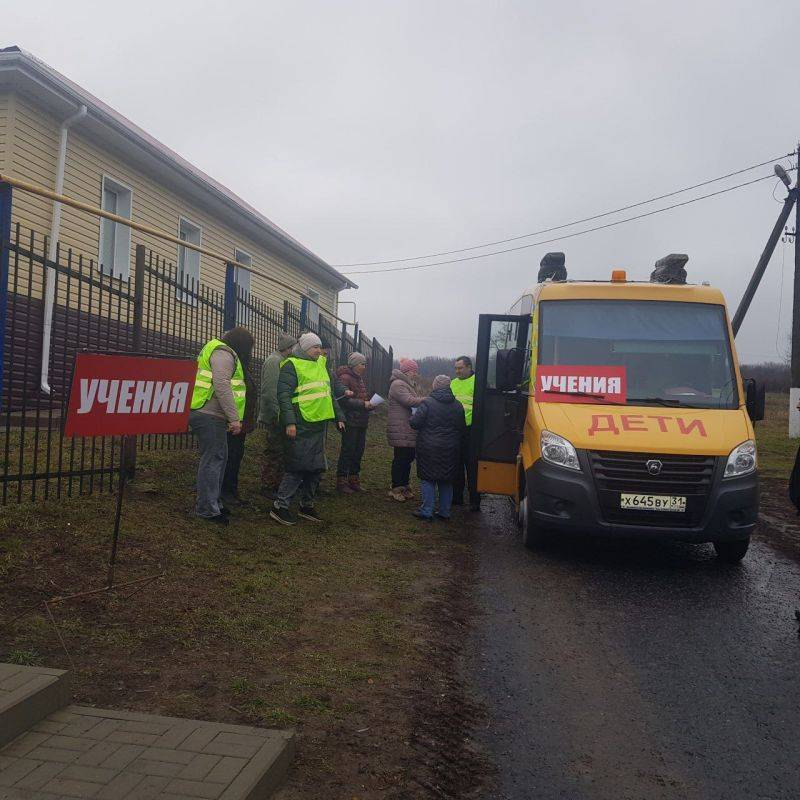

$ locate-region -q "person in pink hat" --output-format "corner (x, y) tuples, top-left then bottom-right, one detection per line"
(386, 358), (425, 501)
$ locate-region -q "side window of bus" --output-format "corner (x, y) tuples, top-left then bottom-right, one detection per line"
(487, 320), (519, 389)
(521, 318), (533, 390)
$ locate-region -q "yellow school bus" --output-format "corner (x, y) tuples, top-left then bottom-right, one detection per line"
(470, 257), (764, 562)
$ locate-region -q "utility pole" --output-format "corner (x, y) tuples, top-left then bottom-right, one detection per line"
(791, 142), (800, 437)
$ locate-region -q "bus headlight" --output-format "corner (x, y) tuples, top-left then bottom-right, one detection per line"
(541, 430), (581, 472)
(724, 440), (757, 479)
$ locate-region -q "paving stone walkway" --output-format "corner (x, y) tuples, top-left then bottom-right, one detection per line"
(0, 667), (293, 800)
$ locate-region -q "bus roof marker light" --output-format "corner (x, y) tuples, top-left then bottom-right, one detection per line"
(611, 269), (627, 282)
(650, 253), (689, 284)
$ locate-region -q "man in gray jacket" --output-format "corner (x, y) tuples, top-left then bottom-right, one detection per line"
(258, 332), (297, 496)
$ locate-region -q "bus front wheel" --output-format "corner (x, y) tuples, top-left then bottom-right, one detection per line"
(713, 538), (750, 563)
(520, 496), (549, 550)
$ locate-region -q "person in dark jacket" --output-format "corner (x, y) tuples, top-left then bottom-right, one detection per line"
(335, 352), (375, 493)
(270, 332), (345, 525)
(221, 361), (257, 504)
(258, 332), (298, 497)
(409, 375), (466, 521)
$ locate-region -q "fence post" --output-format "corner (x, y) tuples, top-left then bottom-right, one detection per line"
(124, 244), (147, 478)
(223, 262), (237, 331)
(132, 245), (146, 351)
(0, 183), (10, 411)
(340, 320), (348, 366)
(283, 300), (289, 332)
(300, 297), (308, 330)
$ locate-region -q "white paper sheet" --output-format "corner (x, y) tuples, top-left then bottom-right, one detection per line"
(369, 393), (385, 406)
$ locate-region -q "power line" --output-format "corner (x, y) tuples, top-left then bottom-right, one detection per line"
(334, 152), (794, 267)
(345, 170), (795, 276)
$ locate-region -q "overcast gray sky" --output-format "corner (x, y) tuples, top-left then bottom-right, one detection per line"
(7, 0), (800, 362)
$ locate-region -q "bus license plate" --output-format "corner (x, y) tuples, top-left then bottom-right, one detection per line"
(620, 493), (686, 512)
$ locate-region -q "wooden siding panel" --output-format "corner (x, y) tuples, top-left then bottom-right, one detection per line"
(7, 95), (338, 317)
(0, 92), (8, 172)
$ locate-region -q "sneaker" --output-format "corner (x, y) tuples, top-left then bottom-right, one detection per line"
(412, 510), (434, 522)
(270, 508), (296, 526)
(298, 507), (323, 522)
(388, 488), (406, 502)
(401, 486), (415, 500)
(435, 512), (451, 521)
(349, 476), (367, 493)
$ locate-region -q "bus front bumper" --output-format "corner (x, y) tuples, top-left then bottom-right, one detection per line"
(525, 457), (758, 543)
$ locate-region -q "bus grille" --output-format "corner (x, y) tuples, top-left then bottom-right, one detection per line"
(589, 450), (717, 527)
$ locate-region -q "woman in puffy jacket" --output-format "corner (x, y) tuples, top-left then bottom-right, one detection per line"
(409, 375), (466, 521)
(386, 359), (425, 501)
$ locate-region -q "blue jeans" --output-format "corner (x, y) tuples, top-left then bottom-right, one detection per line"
(420, 480), (453, 519)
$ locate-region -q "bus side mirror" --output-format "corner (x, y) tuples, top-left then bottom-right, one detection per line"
(496, 348), (524, 391)
(744, 378), (765, 422)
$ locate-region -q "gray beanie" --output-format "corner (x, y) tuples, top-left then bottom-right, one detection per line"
(432, 374), (451, 391)
(298, 332), (322, 352)
(348, 352), (367, 367)
(278, 332), (297, 351)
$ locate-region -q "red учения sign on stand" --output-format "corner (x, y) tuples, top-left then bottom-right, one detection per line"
(64, 353), (197, 589)
(534, 365), (627, 404)
(64, 353), (196, 437)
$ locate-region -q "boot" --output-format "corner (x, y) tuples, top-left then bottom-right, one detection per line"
(401, 485), (415, 500)
(387, 487), (406, 502)
(337, 477), (355, 494)
(349, 476), (367, 493)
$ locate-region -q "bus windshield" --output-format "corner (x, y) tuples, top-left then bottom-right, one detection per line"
(538, 299), (739, 409)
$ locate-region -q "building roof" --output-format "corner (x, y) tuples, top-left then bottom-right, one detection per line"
(0, 45), (355, 291)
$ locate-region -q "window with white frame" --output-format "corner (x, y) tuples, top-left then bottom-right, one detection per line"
(177, 218), (202, 302)
(99, 176), (132, 279)
(233, 249), (252, 296)
(234, 249), (252, 323)
(306, 288), (321, 327)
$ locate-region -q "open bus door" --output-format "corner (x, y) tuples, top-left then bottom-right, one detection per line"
(471, 314), (531, 498)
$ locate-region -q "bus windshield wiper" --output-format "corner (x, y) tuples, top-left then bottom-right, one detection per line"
(540, 390), (620, 403)
(627, 396), (704, 409)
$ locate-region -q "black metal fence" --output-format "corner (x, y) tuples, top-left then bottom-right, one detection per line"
(0, 219), (393, 503)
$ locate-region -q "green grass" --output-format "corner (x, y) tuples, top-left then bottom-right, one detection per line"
(0, 411), (466, 735)
(756, 393), (795, 479)
(2, 649), (41, 666)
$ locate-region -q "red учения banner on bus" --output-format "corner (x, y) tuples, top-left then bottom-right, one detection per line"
(64, 354), (197, 437)
(534, 365), (627, 404)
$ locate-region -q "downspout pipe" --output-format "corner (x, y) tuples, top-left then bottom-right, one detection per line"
(40, 104), (87, 394)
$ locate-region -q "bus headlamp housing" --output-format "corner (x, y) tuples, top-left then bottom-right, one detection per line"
(540, 430), (581, 472)
(724, 440), (756, 479)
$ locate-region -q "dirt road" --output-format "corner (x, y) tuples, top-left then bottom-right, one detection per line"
(467, 498), (800, 800)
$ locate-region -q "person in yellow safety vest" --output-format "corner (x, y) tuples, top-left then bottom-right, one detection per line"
(452, 355), (481, 511)
(269, 332), (345, 526)
(188, 326), (254, 525)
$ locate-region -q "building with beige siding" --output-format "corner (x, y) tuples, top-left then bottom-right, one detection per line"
(0, 45), (351, 319)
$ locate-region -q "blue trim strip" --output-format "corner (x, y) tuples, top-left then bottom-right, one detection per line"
(0, 183), (11, 411)
(223, 261), (237, 331)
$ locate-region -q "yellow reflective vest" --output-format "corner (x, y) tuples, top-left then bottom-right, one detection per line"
(451, 374), (475, 426)
(190, 339), (246, 420)
(284, 356), (335, 423)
